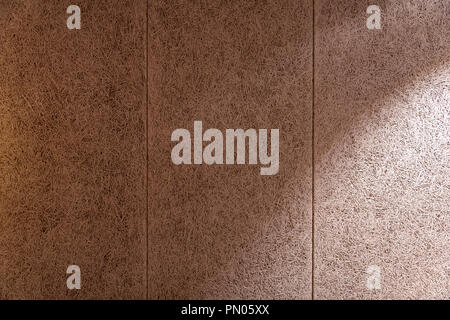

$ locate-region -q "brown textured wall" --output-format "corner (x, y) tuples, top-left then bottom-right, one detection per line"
(314, 0), (450, 299)
(0, 0), (448, 300)
(148, 0), (312, 299)
(0, 1), (147, 299)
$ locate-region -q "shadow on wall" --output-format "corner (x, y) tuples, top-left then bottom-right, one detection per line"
(315, 0), (449, 160)
(314, 0), (449, 299)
